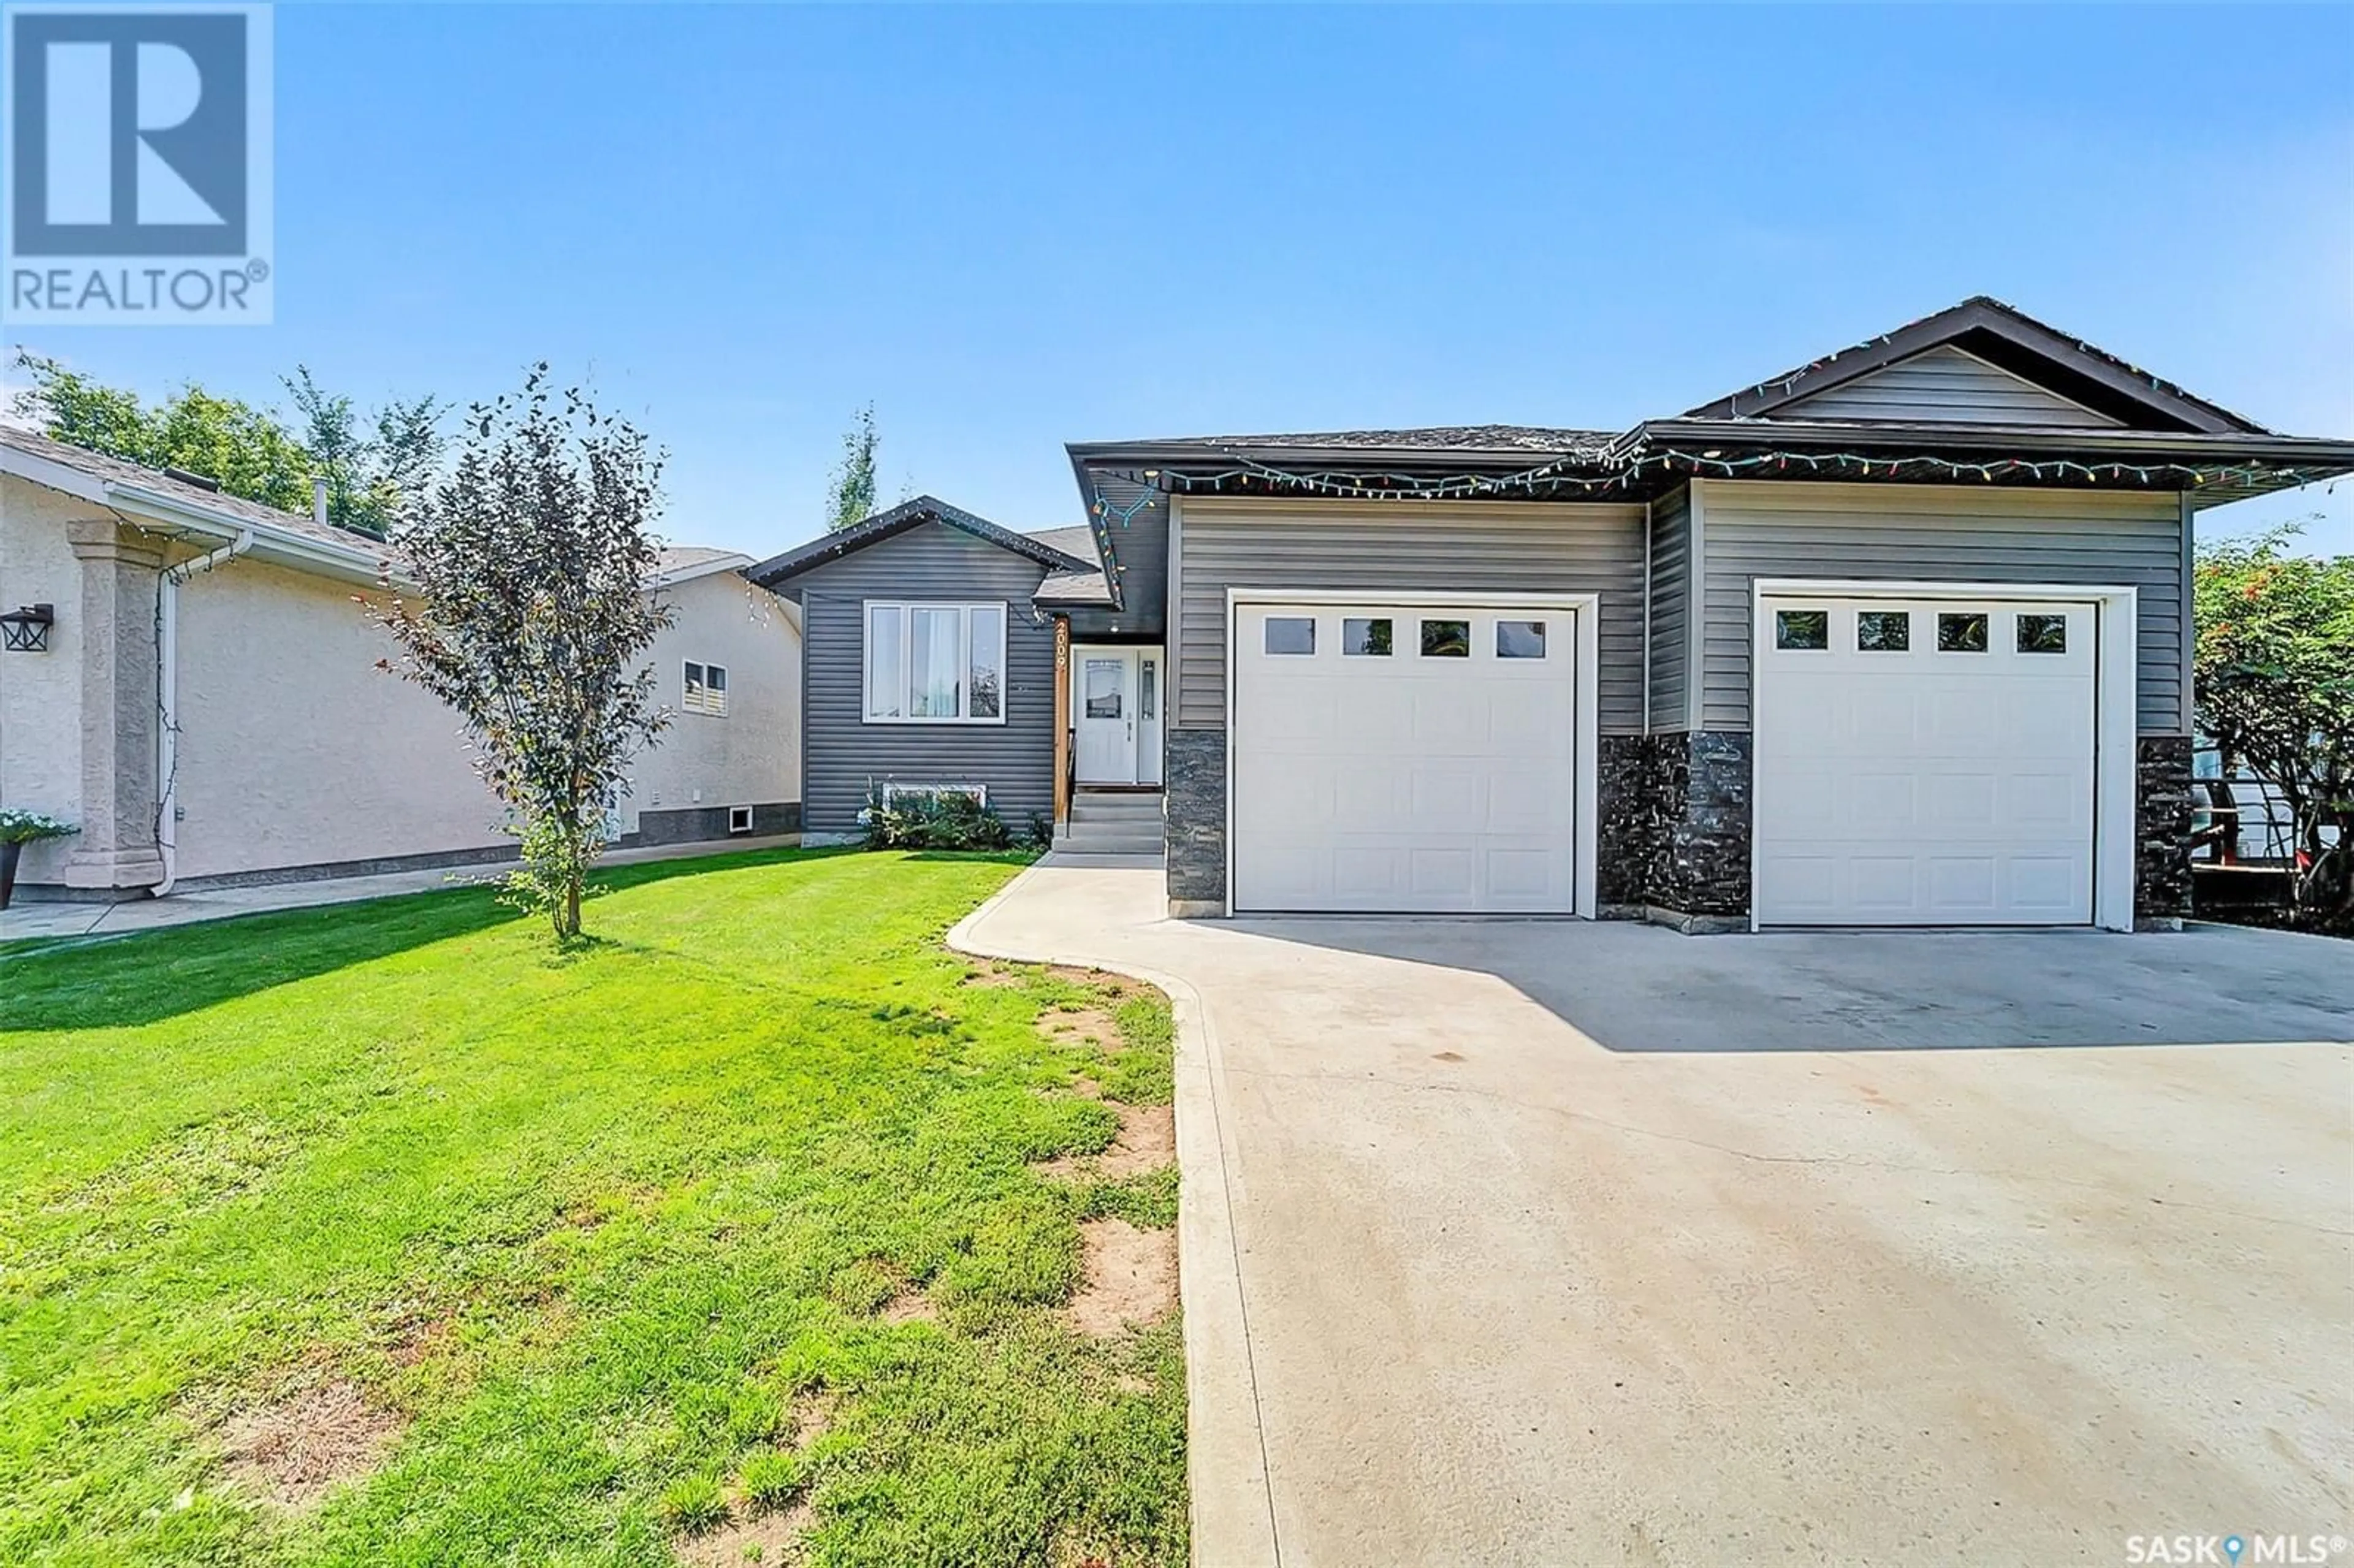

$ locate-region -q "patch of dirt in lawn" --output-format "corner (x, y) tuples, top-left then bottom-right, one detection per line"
(1068, 1218), (1177, 1338)
(219, 1377), (405, 1509)
(1036, 1101), (1174, 1182)
(1049, 1526), (1154, 1567)
(1046, 964), (1145, 1000)
(387, 1310), (457, 1368)
(880, 1287), (937, 1324)
(960, 961), (1029, 989)
(673, 1500), (815, 1567)
(790, 1390), (837, 1447)
(1038, 1004), (1122, 1051)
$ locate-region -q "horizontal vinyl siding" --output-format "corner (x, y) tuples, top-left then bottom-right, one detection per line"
(793, 522), (1057, 835)
(1648, 485), (1691, 731)
(1783, 345), (2123, 428)
(1175, 498), (1647, 733)
(1697, 481), (2186, 733)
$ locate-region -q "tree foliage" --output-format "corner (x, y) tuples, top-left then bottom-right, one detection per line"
(365, 367), (672, 940)
(826, 403), (879, 531)
(285, 366), (446, 537)
(2193, 523), (2354, 927)
(11, 350), (441, 538)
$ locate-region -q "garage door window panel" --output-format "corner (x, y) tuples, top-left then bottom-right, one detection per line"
(1856, 611), (1910, 653)
(1497, 619), (1547, 659)
(1420, 619), (1470, 658)
(1343, 617), (1392, 657)
(2017, 614), (2068, 654)
(1937, 612), (1990, 653)
(1775, 609), (1830, 650)
(1265, 616), (1316, 655)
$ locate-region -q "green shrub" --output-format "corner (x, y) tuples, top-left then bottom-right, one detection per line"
(658, 1473), (730, 1536)
(862, 788), (1014, 851)
(738, 1449), (806, 1511)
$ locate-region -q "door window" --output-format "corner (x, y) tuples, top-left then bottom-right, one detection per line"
(1084, 660), (1123, 719)
(1140, 659), (1157, 719)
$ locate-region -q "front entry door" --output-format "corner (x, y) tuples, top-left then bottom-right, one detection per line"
(1075, 652), (1137, 784)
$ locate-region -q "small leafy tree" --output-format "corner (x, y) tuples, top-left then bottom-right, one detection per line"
(367, 367), (672, 940)
(2194, 523), (2354, 928)
(825, 403), (879, 531)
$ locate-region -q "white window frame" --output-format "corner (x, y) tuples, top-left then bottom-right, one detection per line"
(861, 601), (1009, 726)
(682, 659), (729, 717)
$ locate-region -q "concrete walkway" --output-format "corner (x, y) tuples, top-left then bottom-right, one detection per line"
(0, 835), (799, 943)
(954, 863), (2354, 1567)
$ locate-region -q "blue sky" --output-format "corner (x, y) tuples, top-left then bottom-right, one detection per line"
(10, 2), (2352, 555)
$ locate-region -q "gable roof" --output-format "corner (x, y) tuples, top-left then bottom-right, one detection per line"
(1681, 295), (2269, 435)
(650, 545), (755, 588)
(1067, 295), (2352, 514)
(1024, 523), (1114, 605)
(743, 494), (1095, 590)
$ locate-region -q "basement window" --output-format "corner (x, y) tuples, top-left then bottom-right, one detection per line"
(728, 805), (754, 834)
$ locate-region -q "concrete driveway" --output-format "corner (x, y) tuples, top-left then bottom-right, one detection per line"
(954, 861), (2354, 1567)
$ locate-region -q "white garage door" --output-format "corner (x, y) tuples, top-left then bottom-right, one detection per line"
(1231, 603), (1577, 913)
(1755, 595), (2097, 925)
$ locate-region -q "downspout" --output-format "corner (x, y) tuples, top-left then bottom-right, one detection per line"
(151, 528), (254, 896)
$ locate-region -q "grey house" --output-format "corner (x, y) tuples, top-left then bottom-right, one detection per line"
(757, 297), (2354, 931)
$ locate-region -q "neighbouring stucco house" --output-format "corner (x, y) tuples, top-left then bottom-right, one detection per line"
(0, 428), (802, 902)
(754, 296), (2354, 932)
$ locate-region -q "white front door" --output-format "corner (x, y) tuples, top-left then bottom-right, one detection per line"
(1230, 603), (1579, 913)
(1754, 595), (2097, 925)
(1075, 652), (1137, 785)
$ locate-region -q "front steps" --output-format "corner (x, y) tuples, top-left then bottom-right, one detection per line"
(1058, 791), (1165, 856)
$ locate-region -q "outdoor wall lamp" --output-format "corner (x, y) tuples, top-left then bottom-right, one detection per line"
(0, 604), (53, 653)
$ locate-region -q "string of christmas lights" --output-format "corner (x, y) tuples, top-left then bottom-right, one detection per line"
(1087, 446), (2337, 525)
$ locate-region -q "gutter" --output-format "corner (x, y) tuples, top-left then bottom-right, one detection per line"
(151, 528), (254, 896)
(104, 480), (400, 586)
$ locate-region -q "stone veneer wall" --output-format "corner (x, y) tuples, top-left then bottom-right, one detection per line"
(2134, 735), (2194, 929)
(1618, 733), (1754, 930)
(1595, 736), (1667, 916)
(1164, 729), (1227, 911)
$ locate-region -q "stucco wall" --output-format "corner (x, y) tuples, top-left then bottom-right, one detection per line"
(625, 568), (801, 830)
(172, 555), (508, 880)
(0, 476), (91, 884)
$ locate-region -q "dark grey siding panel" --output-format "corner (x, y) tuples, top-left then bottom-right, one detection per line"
(1647, 485), (1691, 732)
(791, 521), (1057, 835)
(1174, 498), (1648, 734)
(1065, 475), (1168, 639)
(1697, 482), (2186, 733)
(1779, 344), (2123, 428)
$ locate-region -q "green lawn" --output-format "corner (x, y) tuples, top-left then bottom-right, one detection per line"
(0, 849), (1186, 1567)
